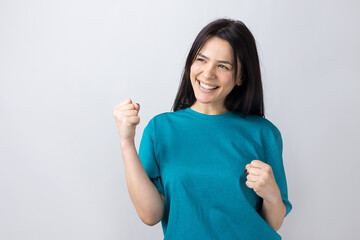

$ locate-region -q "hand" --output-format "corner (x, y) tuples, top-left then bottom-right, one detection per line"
(245, 160), (282, 203)
(113, 98), (141, 144)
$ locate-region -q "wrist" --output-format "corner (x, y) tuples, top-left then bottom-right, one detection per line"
(120, 139), (135, 149)
(263, 189), (282, 205)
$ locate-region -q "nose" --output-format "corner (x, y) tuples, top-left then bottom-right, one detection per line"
(203, 63), (216, 79)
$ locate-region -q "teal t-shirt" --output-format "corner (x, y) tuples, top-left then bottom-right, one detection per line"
(138, 107), (292, 240)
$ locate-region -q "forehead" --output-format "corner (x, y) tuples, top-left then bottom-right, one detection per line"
(198, 36), (234, 62)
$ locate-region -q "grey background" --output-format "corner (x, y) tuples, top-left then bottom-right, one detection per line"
(1, 0), (359, 239)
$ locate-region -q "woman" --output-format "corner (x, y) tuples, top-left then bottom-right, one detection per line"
(114, 18), (292, 239)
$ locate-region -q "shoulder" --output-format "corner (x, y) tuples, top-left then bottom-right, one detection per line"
(236, 113), (281, 137)
(148, 109), (187, 124)
(239, 115), (284, 156)
(145, 109), (186, 129)
(256, 116), (281, 136)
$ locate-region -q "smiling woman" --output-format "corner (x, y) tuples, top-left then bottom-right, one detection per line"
(190, 37), (242, 114)
(114, 18), (292, 240)
(172, 19), (264, 118)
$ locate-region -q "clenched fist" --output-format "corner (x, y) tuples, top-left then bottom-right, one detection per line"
(113, 98), (141, 144)
(245, 160), (282, 204)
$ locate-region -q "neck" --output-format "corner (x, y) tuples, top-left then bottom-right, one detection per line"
(190, 101), (228, 115)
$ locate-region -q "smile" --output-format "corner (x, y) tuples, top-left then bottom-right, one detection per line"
(197, 79), (219, 90)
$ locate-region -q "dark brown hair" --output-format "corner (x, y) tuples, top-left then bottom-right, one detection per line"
(171, 18), (264, 118)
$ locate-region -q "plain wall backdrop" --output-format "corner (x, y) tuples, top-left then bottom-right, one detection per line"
(1, 0), (359, 239)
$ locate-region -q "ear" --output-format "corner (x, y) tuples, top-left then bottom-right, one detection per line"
(235, 77), (243, 87)
(235, 66), (243, 86)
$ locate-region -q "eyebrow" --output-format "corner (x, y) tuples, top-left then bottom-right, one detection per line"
(198, 53), (233, 66)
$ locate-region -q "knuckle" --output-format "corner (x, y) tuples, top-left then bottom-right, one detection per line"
(114, 112), (121, 119)
(121, 117), (129, 124)
(263, 172), (269, 179)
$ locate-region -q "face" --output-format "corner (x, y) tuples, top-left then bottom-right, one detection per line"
(190, 36), (242, 112)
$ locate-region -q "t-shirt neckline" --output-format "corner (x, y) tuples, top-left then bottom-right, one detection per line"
(184, 107), (233, 119)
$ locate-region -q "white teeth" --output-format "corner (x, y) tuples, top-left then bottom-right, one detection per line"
(199, 80), (218, 90)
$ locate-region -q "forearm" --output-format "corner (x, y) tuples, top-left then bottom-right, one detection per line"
(121, 140), (165, 226)
(260, 196), (286, 231)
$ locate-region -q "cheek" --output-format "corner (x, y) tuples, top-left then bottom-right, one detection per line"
(221, 73), (236, 87)
(190, 63), (202, 76)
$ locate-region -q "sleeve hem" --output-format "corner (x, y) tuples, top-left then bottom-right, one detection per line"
(283, 199), (292, 217)
(150, 176), (165, 196)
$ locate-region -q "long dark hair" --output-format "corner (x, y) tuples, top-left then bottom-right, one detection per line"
(171, 18), (264, 118)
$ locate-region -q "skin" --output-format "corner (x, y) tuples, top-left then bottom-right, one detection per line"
(189, 36), (242, 115)
(114, 99), (165, 226)
(246, 160), (287, 231)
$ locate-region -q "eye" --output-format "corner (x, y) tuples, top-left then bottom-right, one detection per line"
(219, 64), (230, 70)
(196, 58), (206, 62)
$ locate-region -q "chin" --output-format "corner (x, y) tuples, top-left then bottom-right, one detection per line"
(193, 94), (209, 102)
(195, 97), (214, 104)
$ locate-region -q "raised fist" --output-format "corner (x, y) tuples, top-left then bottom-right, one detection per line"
(113, 98), (141, 143)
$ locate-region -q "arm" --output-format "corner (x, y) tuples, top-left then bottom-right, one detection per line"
(245, 160), (287, 231)
(260, 194), (286, 231)
(121, 140), (165, 226)
(114, 99), (165, 226)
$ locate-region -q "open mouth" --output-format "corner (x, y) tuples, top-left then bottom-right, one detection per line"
(197, 79), (219, 91)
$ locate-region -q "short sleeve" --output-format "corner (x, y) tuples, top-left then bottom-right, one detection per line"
(138, 119), (165, 196)
(265, 132), (292, 217)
